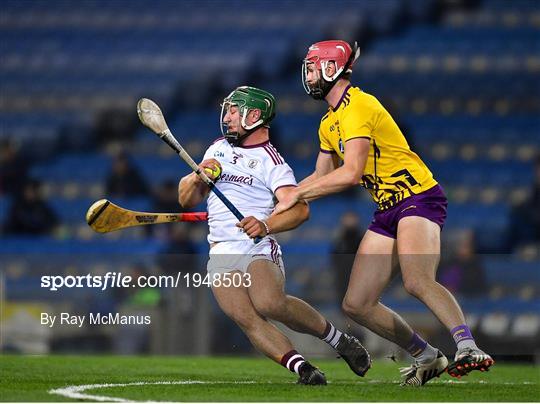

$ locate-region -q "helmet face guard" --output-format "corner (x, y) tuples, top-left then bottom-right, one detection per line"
(220, 86), (276, 145)
(302, 61), (334, 100)
(302, 40), (360, 100)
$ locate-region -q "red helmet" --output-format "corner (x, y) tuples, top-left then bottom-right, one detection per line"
(302, 40), (360, 99)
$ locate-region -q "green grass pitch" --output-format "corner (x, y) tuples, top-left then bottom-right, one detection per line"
(1, 355), (538, 402)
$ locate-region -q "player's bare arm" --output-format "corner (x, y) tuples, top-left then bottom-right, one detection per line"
(237, 186), (309, 238)
(274, 138), (369, 214)
(299, 138), (369, 197)
(178, 158), (221, 208)
(298, 151), (340, 188)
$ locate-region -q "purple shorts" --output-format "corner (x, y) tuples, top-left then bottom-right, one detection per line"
(368, 184), (448, 239)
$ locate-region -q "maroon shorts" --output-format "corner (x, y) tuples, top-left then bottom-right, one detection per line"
(368, 184), (447, 239)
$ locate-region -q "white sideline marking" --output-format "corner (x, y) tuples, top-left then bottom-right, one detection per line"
(49, 380), (257, 402)
(49, 379), (538, 402)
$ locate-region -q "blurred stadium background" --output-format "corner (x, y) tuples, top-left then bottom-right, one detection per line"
(1, 0), (539, 364)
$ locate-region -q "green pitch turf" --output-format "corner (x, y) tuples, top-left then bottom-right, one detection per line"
(1, 355), (538, 402)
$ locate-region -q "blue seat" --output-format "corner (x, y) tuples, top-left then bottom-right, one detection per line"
(446, 202), (510, 252)
(0, 196), (12, 226)
(405, 115), (540, 146)
(49, 197), (151, 224)
(429, 159), (534, 187)
(30, 154), (111, 183)
(446, 203), (509, 228)
(0, 236), (164, 255)
(132, 156), (187, 184)
(484, 0), (540, 11)
(483, 258), (540, 285)
(382, 295), (540, 314)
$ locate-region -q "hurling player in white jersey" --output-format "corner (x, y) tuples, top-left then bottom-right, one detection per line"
(179, 86), (371, 384)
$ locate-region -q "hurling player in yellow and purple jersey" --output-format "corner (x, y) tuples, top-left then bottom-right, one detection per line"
(274, 40), (494, 385)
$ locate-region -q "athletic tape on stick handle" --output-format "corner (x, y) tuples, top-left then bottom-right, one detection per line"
(181, 212), (209, 222)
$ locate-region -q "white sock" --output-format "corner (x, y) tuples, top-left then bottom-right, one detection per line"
(457, 339), (478, 350)
(321, 321), (342, 349)
(415, 343), (438, 364)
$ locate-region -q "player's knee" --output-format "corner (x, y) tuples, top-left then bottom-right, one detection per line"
(403, 277), (429, 298)
(342, 297), (371, 319)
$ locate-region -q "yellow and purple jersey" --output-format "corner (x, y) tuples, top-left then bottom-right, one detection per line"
(318, 85), (438, 210)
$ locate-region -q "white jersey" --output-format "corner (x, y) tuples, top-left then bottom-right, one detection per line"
(202, 138), (297, 243)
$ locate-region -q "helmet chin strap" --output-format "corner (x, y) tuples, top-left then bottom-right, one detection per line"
(225, 125), (260, 146)
(309, 78), (335, 100)
(225, 130), (252, 146)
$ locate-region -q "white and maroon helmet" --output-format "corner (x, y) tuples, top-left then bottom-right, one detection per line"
(302, 40), (360, 100)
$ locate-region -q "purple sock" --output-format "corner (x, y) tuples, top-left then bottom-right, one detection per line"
(451, 324), (475, 346)
(406, 332), (428, 357)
